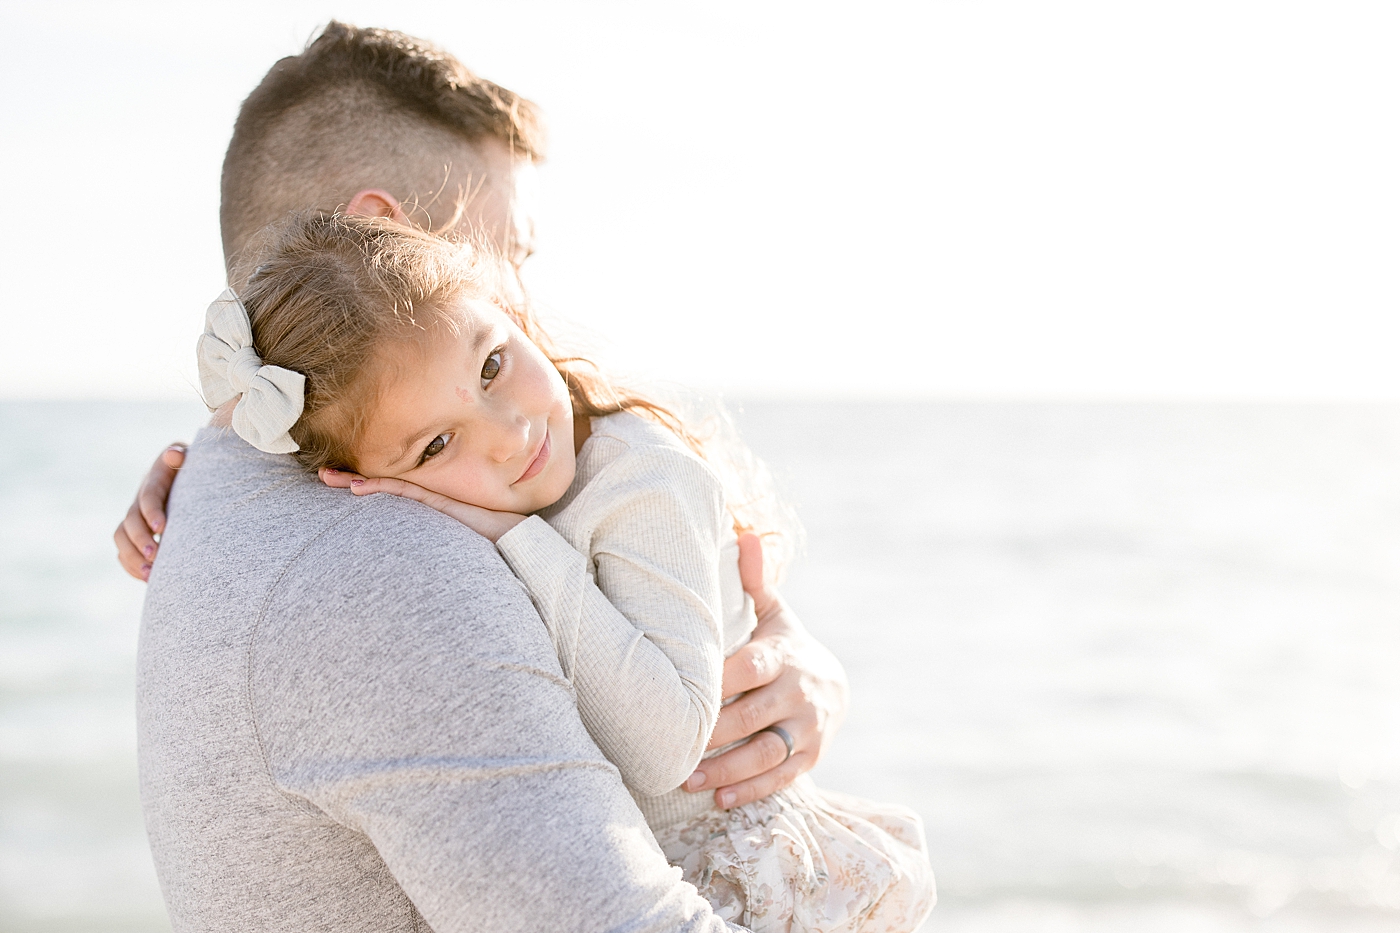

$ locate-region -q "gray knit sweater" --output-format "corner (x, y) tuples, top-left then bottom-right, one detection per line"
(137, 427), (738, 933)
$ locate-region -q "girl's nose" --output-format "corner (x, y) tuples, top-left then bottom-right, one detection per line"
(487, 408), (532, 462)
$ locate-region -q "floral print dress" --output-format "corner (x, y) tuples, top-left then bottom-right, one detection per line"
(655, 776), (935, 933)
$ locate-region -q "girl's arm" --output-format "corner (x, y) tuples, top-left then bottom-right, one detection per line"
(493, 445), (728, 797)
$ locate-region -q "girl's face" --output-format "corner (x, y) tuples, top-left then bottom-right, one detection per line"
(352, 299), (576, 514)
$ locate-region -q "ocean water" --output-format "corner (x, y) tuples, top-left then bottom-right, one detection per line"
(2, 399), (1399, 931)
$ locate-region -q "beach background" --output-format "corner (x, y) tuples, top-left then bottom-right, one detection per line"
(3, 397), (1399, 931)
(3, 0), (1399, 929)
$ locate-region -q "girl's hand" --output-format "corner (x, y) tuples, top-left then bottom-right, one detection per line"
(682, 533), (850, 808)
(114, 443), (187, 581)
(318, 467), (527, 543)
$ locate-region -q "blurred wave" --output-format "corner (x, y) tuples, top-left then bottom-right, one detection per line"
(1, 401), (208, 932)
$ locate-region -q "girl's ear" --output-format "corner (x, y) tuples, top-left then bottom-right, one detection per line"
(345, 189), (411, 224)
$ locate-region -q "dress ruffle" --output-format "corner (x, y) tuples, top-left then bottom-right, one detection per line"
(655, 776), (935, 933)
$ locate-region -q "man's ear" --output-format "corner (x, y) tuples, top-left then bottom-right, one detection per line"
(345, 189), (411, 223)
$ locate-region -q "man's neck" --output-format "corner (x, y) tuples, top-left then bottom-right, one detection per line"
(210, 400), (236, 428)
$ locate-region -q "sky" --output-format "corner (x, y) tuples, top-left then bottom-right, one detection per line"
(1, 0), (1396, 400)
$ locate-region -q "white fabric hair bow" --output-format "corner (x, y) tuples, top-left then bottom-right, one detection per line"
(196, 288), (305, 454)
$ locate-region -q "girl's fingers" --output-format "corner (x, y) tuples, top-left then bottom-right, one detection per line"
(137, 444), (185, 536)
(318, 467), (363, 489)
(351, 476), (439, 506)
(160, 444), (187, 471)
(114, 513), (153, 581)
(343, 477), (518, 540)
(115, 443), (187, 581)
(137, 486), (170, 538)
(120, 501), (158, 565)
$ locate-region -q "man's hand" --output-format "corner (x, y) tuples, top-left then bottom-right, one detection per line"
(114, 444), (187, 581)
(319, 468), (527, 543)
(684, 533), (849, 809)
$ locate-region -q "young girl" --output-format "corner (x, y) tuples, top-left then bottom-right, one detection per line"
(199, 212), (935, 932)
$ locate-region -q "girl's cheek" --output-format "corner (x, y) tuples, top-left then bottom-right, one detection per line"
(522, 347), (564, 402)
(442, 463), (510, 509)
(416, 461), (468, 499)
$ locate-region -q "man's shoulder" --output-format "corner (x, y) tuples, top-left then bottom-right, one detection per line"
(172, 429), (494, 567)
(189, 432), (502, 577)
(164, 429), (535, 651)
(254, 492), (560, 721)
(251, 493), (568, 778)
(274, 493), (527, 628)
(305, 491), (501, 566)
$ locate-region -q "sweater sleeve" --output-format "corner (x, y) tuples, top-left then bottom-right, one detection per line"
(495, 445), (727, 797)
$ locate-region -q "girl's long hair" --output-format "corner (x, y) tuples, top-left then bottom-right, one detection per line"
(238, 212), (798, 576)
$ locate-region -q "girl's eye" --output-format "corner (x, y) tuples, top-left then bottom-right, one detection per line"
(419, 433), (451, 464)
(481, 348), (503, 383)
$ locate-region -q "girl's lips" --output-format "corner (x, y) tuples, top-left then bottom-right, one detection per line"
(515, 430), (551, 484)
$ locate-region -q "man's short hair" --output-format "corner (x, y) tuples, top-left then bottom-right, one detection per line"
(221, 21), (545, 265)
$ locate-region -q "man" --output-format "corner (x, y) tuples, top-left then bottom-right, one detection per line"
(120, 22), (848, 929)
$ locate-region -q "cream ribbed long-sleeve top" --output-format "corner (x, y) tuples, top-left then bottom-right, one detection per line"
(495, 412), (756, 829)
